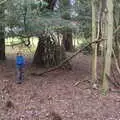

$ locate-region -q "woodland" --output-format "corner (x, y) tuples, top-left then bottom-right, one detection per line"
(0, 0), (120, 119)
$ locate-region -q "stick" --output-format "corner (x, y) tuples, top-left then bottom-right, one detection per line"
(106, 74), (120, 88)
(114, 25), (120, 34)
(31, 39), (105, 76)
(73, 79), (90, 87)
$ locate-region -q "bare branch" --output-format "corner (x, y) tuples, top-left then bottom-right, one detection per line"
(114, 25), (120, 34)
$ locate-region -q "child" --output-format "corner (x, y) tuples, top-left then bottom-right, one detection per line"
(16, 52), (25, 84)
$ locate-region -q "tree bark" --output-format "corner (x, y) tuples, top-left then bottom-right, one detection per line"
(63, 29), (73, 51)
(0, 34), (5, 60)
(0, 6), (5, 60)
(91, 0), (97, 84)
(102, 0), (113, 92)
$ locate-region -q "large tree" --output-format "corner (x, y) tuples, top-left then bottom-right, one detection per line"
(91, 0), (97, 85)
(102, 0), (113, 92)
(0, 5), (5, 60)
(61, 0), (73, 51)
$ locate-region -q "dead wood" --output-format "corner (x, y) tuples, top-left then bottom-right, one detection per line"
(106, 74), (120, 88)
(73, 79), (91, 87)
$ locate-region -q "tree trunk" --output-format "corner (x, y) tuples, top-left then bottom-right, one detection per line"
(33, 37), (46, 67)
(102, 0), (113, 92)
(63, 29), (73, 51)
(0, 6), (5, 60)
(45, 0), (57, 10)
(91, 0), (97, 84)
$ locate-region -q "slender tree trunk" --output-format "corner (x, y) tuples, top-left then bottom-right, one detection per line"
(91, 0), (97, 84)
(0, 34), (5, 60)
(63, 29), (73, 51)
(0, 6), (5, 60)
(102, 0), (113, 92)
(101, 0), (107, 71)
(45, 0), (57, 10)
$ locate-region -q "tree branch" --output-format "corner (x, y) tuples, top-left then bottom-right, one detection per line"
(114, 25), (120, 34)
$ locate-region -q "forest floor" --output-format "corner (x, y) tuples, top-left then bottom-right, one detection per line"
(0, 52), (120, 120)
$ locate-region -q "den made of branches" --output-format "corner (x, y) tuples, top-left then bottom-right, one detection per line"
(32, 32), (67, 67)
(32, 0), (73, 67)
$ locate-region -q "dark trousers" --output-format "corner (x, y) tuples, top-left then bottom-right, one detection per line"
(16, 67), (24, 83)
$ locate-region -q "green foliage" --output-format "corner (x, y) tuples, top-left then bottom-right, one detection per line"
(0, 0), (78, 38)
(0, 0), (92, 40)
(73, 0), (92, 38)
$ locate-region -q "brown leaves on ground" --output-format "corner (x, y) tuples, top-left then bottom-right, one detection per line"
(0, 53), (120, 120)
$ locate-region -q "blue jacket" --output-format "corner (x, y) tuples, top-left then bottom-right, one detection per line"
(16, 56), (25, 68)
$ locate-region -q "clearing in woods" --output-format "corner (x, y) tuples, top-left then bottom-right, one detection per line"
(0, 50), (120, 120)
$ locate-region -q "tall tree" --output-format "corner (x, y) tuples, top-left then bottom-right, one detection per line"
(102, 0), (113, 92)
(0, 5), (5, 60)
(62, 0), (73, 51)
(91, 0), (97, 84)
(62, 28), (73, 51)
(113, 0), (120, 64)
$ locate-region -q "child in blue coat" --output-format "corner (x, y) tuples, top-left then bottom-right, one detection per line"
(16, 52), (25, 84)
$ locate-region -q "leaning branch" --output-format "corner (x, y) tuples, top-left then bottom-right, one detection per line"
(31, 39), (105, 76)
(6, 42), (24, 47)
(114, 25), (120, 34)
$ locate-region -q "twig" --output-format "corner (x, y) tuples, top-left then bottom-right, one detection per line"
(111, 65), (117, 85)
(106, 74), (120, 88)
(73, 79), (90, 87)
(110, 90), (120, 93)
